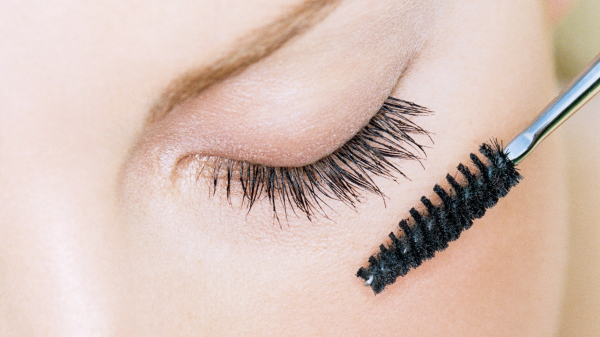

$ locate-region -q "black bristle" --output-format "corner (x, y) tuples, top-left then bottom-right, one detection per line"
(357, 140), (522, 294)
(433, 184), (462, 241)
(398, 219), (419, 268)
(420, 196), (449, 252)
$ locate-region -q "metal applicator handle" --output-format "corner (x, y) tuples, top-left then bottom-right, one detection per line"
(506, 52), (600, 164)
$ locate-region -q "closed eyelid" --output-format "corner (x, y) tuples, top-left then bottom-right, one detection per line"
(142, 0), (439, 169)
(173, 97), (433, 220)
(130, 0), (443, 220)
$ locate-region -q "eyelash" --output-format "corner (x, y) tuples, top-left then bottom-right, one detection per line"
(206, 97), (432, 220)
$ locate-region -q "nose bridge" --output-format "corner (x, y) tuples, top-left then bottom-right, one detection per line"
(0, 131), (127, 336)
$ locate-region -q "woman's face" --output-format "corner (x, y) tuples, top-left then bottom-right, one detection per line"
(0, 0), (569, 335)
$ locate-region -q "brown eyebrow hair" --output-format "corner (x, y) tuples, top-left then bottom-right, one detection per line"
(148, 0), (342, 123)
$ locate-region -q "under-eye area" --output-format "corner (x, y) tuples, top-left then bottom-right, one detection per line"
(174, 97), (433, 221)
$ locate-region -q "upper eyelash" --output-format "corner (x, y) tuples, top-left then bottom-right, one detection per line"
(207, 97), (432, 221)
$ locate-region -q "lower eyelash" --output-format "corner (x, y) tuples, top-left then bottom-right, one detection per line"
(208, 97), (433, 221)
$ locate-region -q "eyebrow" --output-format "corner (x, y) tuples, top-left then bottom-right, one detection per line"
(148, 0), (343, 123)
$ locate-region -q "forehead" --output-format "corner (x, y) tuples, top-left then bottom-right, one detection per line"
(0, 0), (430, 112)
(0, 1), (297, 81)
(0, 0), (431, 73)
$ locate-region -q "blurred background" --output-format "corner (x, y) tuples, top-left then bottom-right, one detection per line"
(554, 0), (600, 335)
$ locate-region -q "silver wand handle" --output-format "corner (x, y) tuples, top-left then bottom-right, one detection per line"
(506, 52), (600, 164)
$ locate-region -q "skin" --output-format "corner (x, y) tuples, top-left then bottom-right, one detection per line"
(0, 0), (575, 335)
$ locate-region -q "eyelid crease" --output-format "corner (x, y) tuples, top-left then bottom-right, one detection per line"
(175, 97), (433, 221)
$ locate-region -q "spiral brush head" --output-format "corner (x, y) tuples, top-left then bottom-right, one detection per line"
(356, 140), (522, 294)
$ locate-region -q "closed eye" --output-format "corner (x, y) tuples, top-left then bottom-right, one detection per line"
(189, 97), (432, 221)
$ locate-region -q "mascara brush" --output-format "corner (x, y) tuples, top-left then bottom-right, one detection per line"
(357, 52), (600, 294)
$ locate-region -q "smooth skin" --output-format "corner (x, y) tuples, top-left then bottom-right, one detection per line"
(0, 0), (575, 335)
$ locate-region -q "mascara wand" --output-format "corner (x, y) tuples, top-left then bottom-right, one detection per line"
(357, 52), (600, 294)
